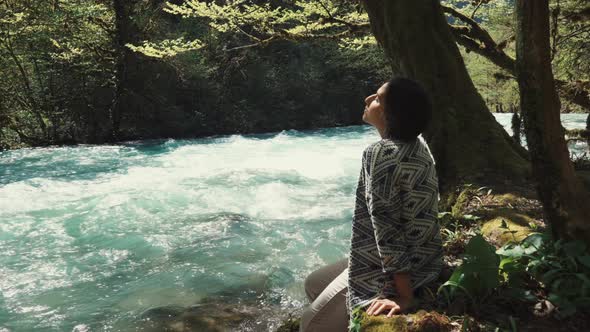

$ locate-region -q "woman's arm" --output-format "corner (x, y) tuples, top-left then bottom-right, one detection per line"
(393, 272), (413, 300)
(364, 144), (411, 275)
(363, 143), (415, 316)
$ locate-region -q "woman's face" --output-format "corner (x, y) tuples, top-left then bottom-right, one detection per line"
(363, 82), (388, 127)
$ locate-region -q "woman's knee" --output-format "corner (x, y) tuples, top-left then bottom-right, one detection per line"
(299, 306), (315, 332)
(304, 259), (348, 302)
(304, 271), (320, 301)
(299, 300), (349, 332)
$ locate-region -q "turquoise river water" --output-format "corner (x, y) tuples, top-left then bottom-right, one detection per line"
(0, 114), (587, 331)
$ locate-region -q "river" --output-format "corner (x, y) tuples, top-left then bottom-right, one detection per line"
(0, 113), (587, 331)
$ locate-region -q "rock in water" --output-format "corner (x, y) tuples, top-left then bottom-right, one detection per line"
(131, 302), (259, 331)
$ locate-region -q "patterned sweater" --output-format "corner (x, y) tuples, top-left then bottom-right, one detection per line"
(346, 135), (443, 314)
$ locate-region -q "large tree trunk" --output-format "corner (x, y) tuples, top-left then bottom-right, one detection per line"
(515, 0), (590, 242)
(111, 0), (133, 141)
(361, 0), (531, 195)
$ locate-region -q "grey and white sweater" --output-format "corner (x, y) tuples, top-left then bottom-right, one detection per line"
(346, 135), (444, 314)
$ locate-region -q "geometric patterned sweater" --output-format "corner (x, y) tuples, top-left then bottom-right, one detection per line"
(346, 135), (444, 314)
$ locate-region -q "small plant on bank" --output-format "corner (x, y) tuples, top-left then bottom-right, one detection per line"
(438, 212), (480, 257)
(498, 232), (590, 317)
(348, 305), (363, 332)
(438, 230), (590, 319)
(438, 234), (501, 309)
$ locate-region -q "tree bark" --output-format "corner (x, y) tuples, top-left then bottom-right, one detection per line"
(515, 0), (590, 242)
(111, 0), (134, 141)
(361, 0), (531, 194)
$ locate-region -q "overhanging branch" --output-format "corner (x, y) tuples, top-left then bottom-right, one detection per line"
(442, 4), (590, 111)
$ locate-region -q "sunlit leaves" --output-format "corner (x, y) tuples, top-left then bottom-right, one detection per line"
(127, 38), (203, 58)
(162, 0), (370, 45)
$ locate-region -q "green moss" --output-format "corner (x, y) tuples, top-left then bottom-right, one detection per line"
(359, 310), (452, 332)
(480, 209), (536, 246)
(439, 190), (457, 213)
(451, 187), (474, 218)
(360, 312), (409, 332)
(276, 317), (300, 332)
(494, 193), (522, 205)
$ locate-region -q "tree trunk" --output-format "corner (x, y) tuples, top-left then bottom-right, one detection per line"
(515, 0), (590, 242)
(111, 0), (133, 141)
(361, 0), (531, 195)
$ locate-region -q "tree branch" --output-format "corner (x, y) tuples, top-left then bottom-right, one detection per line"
(442, 4), (590, 111)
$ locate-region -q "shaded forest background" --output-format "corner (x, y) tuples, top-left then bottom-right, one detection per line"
(0, 0), (587, 151)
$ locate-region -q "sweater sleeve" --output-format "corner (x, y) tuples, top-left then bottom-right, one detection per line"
(363, 144), (411, 275)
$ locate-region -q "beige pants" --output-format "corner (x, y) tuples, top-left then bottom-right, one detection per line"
(300, 258), (349, 332)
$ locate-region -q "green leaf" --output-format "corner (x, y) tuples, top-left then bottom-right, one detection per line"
(466, 235), (498, 262)
(518, 232), (545, 255)
(563, 240), (587, 257)
(462, 214), (481, 221)
(497, 244), (525, 258)
(541, 269), (562, 284)
(576, 273), (590, 284)
(509, 316), (517, 332)
(503, 287), (536, 302)
(500, 219), (508, 229)
(462, 235), (501, 291)
(440, 280), (475, 302)
(438, 212), (452, 218)
(449, 266), (465, 284)
(578, 255), (590, 269)
(573, 297), (590, 307)
(499, 257), (516, 270)
(522, 289), (537, 302)
(548, 293), (562, 304)
(522, 232), (545, 249)
(557, 303), (577, 318)
(499, 257), (526, 284)
(554, 239), (566, 251)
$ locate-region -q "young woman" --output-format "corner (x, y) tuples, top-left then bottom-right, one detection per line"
(300, 77), (444, 332)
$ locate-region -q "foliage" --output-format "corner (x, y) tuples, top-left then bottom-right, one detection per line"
(0, 0), (388, 150)
(126, 37), (203, 58)
(499, 233), (590, 317)
(3, 0), (587, 150)
(443, 0), (590, 113)
(0, 0), (114, 146)
(159, 0), (370, 51)
(349, 305), (363, 332)
(438, 234), (501, 307)
(438, 212), (480, 257)
(551, 0), (590, 84)
(438, 229), (590, 318)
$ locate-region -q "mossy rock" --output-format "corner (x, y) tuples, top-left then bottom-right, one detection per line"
(359, 310), (452, 332)
(451, 186), (475, 218)
(493, 193), (522, 205)
(480, 209), (536, 247)
(439, 190), (457, 213)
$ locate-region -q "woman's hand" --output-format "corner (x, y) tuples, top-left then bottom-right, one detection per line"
(365, 296), (414, 317)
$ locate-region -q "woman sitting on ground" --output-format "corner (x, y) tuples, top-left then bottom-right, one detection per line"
(300, 77), (444, 332)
